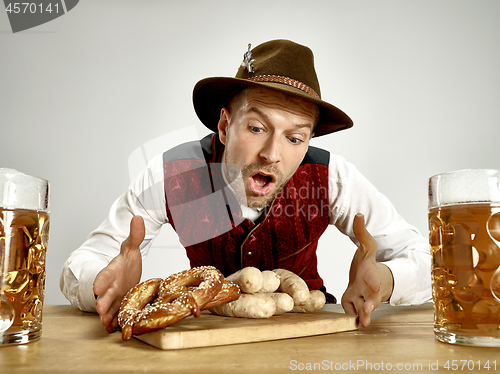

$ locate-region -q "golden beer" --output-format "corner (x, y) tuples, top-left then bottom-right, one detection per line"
(429, 169), (500, 346)
(0, 208), (49, 344)
(0, 168), (50, 345)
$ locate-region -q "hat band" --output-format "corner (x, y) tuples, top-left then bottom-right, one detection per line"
(246, 75), (320, 99)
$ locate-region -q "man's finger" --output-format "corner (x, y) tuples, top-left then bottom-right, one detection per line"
(130, 215), (146, 246)
(341, 291), (358, 316)
(342, 302), (357, 316)
(93, 267), (114, 297)
(95, 285), (115, 316)
(98, 294), (121, 330)
(358, 302), (374, 327)
(106, 316), (119, 333)
(121, 215), (146, 253)
(353, 213), (378, 258)
(364, 271), (382, 294)
(103, 299), (122, 332)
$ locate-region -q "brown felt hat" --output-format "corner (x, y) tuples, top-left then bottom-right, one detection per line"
(192, 39), (353, 137)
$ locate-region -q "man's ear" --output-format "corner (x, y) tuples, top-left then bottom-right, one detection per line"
(217, 107), (230, 145)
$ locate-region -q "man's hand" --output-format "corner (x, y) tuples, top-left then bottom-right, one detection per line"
(93, 215), (145, 332)
(341, 213), (394, 327)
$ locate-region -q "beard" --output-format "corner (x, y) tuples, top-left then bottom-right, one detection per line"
(242, 162), (288, 209)
(224, 158), (290, 210)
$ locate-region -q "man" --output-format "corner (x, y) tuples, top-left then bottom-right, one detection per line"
(61, 40), (431, 333)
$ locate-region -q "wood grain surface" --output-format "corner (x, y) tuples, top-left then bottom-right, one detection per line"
(136, 309), (358, 350)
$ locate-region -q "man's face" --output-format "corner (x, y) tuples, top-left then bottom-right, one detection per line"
(218, 87), (317, 209)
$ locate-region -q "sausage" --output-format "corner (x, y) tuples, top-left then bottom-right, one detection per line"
(258, 270), (280, 293)
(209, 293), (277, 318)
(291, 290), (326, 313)
(227, 267), (263, 294)
(266, 292), (294, 314)
(273, 269), (310, 305)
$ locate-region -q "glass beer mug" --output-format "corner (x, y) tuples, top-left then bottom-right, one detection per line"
(429, 169), (500, 346)
(0, 168), (50, 345)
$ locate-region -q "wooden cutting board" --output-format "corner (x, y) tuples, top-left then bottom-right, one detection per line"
(135, 309), (358, 350)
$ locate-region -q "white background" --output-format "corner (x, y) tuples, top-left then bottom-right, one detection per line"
(1, 0), (499, 306)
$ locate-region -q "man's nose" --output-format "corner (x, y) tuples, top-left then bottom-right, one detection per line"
(259, 135), (281, 164)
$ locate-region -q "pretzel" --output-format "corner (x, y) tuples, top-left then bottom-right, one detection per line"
(117, 277), (164, 340)
(118, 266), (239, 340)
(202, 279), (241, 310)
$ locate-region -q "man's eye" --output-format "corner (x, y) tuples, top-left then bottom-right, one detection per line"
(289, 137), (302, 145)
(250, 126), (262, 133)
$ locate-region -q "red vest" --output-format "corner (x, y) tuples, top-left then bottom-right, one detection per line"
(163, 134), (330, 290)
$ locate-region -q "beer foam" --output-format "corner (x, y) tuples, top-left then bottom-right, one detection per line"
(429, 169), (500, 208)
(0, 168), (50, 212)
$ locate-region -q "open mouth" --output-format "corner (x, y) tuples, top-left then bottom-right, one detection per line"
(248, 172), (276, 196)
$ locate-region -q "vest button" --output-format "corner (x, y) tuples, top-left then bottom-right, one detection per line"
(246, 251), (253, 257)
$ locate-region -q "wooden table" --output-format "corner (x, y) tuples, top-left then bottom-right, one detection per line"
(1, 303), (499, 373)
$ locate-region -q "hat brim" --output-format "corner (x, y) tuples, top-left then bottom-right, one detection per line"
(192, 77), (353, 137)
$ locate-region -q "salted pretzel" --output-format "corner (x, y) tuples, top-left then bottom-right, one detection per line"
(200, 278), (241, 310)
(118, 266), (240, 340)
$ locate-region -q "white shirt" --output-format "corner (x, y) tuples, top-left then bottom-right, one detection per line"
(60, 150), (432, 312)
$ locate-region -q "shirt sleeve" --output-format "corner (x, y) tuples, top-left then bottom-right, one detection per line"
(328, 154), (432, 306)
(59, 154), (168, 312)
